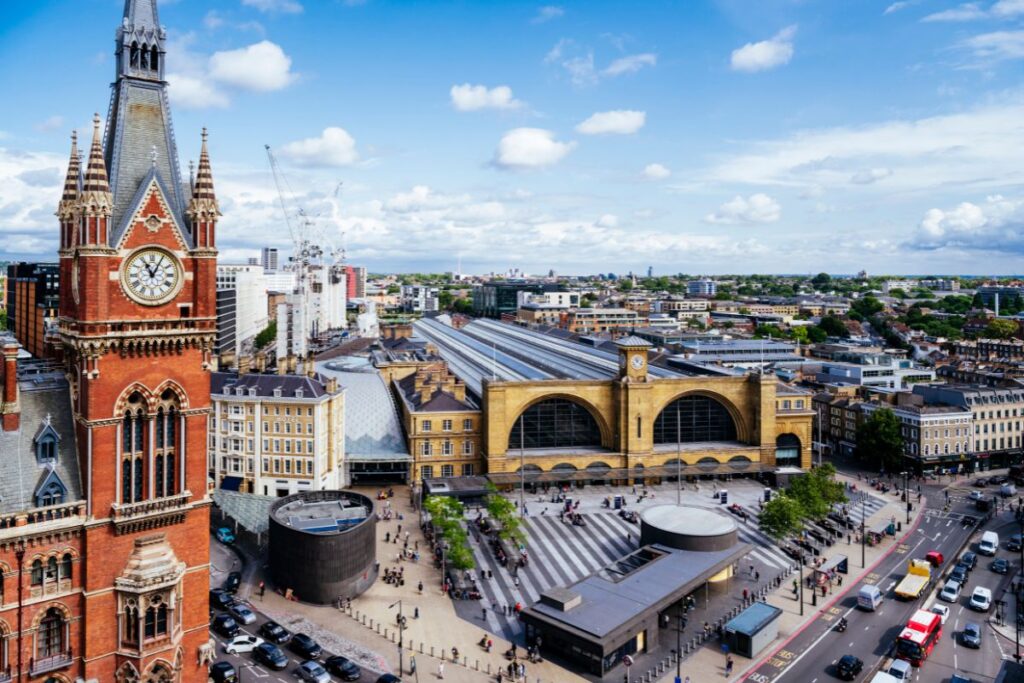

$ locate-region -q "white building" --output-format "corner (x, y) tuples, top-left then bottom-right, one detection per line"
(263, 270), (297, 294)
(883, 279), (918, 294)
(687, 279), (717, 297)
(216, 264), (270, 357)
(308, 264), (347, 335)
(401, 285), (440, 313)
(516, 290), (580, 308)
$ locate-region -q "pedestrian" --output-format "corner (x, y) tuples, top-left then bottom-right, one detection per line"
(837, 574), (843, 586)
(482, 606), (487, 620)
(258, 580), (265, 600)
(749, 564), (755, 577)
(437, 661), (444, 679)
(385, 531), (390, 543)
(418, 580), (423, 594)
(755, 570), (760, 582)
(743, 588), (748, 601)
(398, 524), (402, 535)
(726, 655), (734, 676)
(414, 606), (419, 619)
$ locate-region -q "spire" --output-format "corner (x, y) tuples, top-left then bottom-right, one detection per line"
(122, 0), (161, 31)
(82, 115), (110, 193)
(61, 131), (80, 202)
(193, 128), (216, 201)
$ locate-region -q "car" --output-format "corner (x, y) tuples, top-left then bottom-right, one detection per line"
(925, 551), (944, 567)
(253, 642), (289, 670)
(928, 603), (950, 624)
(836, 654), (863, 680)
(969, 586), (992, 611)
(288, 633), (322, 660)
(227, 602), (257, 625)
(960, 551), (978, 570)
(210, 661), (239, 683)
(950, 675), (974, 683)
(939, 579), (962, 602)
(955, 559), (973, 576)
(224, 635), (264, 655)
(974, 477), (989, 487)
(259, 620), (291, 644)
(375, 676), (403, 683)
(296, 660), (331, 683)
(222, 571), (242, 593)
(215, 527), (236, 544)
(210, 588), (234, 610)
(950, 566), (969, 586)
(992, 475), (1010, 485)
(325, 655), (362, 681)
(887, 658), (912, 681)
(992, 558), (1011, 574)
(969, 490), (985, 501)
(1008, 534), (1023, 552)
(961, 622), (982, 648)
(211, 613), (240, 638)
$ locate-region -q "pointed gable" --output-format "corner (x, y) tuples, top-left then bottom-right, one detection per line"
(34, 465), (68, 507)
(113, 167), (193, 250)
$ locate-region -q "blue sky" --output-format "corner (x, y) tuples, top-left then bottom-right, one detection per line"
(1, 0), (1023, 275)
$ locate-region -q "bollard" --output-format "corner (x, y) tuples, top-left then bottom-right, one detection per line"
(487, 663), (491, 674)
(430, 646), (434, 657)
(376, 623), (381, 634)
(419, 643), (424, 653)
(475, 659), (479, 671)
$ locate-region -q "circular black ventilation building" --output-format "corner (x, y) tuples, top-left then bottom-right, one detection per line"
(639, 504), (738, 552)
(268, 490), (377, 604)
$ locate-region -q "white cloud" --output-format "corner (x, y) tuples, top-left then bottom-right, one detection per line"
(241, 0), (303, 13)
(279, 127), (359, 167)
(209, 41), (294, 92)
(34, 116), (64, 133)
(449, 84), (523, 111)
(532, 6), (564, 23)
(203, 10), (225, 29)
(730, 25), (797, 73)
(643, 163), (671, 180)
(923, 2), (988, 21)
(957, 30), (1024, 63)
(575, 110), (646, 135)
(595, 214), (618, 228)
(167, 73), (231, 109)
(493, 128), (574, 169)
(704, 194), (781, 224)
(850, 167), (893, 184)
(602, 53), (657, 77)
(993, 0), (1024, 17)
(884, 1), (912, 14)
(914, 194), (1024, 251)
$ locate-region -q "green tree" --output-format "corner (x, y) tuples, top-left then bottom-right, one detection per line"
(758, 494), (805, 540)
(806, 326), (828, 344)
(486, 492), (526, 545)
(811, 272), (831, 289)
(452, 298), (474, 315)
(984, 318), (1018, 339)
(855, 408), (904, 473)
(787, 473), (830, 521)
(0, 308), (6, 331)
(253, 320), (277, 350)
(818, 315), (849, 338)
(851, 296), (884, 317)
(424, 495), (475, 570)
(618, 280), (634, 292)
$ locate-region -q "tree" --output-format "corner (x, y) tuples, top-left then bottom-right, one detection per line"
(984, 318), (1018, 339)
(818, 315), (849, 338)
(424, 495), (475, 570)
(0, 308), (6, 331)
(486, 492), (526, 545)
(811, 272), (831, 289)
(618, 280), (634, 292)
(806, 326), (828, 344)
(253, 320), (277, 350)
(758, 494), (804, 540)
(787, 473), (830, 521)
(855, 408), (904, 473)
(851, 296), (884, 317)
(452, 298), (473, 315)
(438, 290), (454, 309)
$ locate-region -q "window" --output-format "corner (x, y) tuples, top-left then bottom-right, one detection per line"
(442, 419), (453, 432)
(441, 464), (454, 478)
(442, 440), (453, 456)
(36, 435), (57, 463)
(462, 441), (473, 455)
(422, 420), (432, 433)
(463, 419), (473, 431)
(124, 602), (139, 645)
(509, 399), (603, 449)
(273, 459), (280, 473)
(31, 559), (43, 586)
(461, 463), (474, 476)
(420, 442), (432, 456)
(306, 460), (313, 475)
(144, 598), (169, 640)
(285, 460), (292, 474)
(37, 607), (66, 658)
(421, 465), (434, 480)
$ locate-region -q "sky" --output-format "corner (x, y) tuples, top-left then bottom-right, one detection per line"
(1, 0), (1023, 276)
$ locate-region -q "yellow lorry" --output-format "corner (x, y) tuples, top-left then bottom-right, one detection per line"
(894, 559), (931, 600)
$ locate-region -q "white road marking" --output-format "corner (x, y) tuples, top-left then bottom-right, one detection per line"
(777, 604), (858, 681)
(886, 580), (897, 591)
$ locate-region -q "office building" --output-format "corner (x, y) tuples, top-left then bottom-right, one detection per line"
(687, 279), (717, 297)
(817, 351), (935, 391)
(913, 384), (1024, 470)
(345, 264), (367, 299)
(401, 284), (440, 313)
(5, 262), (60, 358)
(261, 246), (279, 271)
(473, 281), (569, 318)
(217, 264), (269, 357)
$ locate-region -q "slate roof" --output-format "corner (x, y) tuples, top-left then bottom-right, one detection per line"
(395, 374), (477, 412)
(211, 371), (329, 399)
(0, 367), (84, 515)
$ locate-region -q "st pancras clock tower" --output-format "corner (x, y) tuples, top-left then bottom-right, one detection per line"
(56, 0), (217, 679)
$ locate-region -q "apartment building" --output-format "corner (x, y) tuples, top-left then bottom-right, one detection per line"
(813, 390), (864, 458)
(687, 279), (716, 297)
(883, 279), (918, 294)
(261, 247), (279, 271)
(217, 263), (270, 357)
(208, 370), (345, 496)
(920, 278), (960, 292)
(860, 398), (973, 469)
(913, 384), (1024, 469)
(954, 338), (1024, 362)
(817, 351), (935, 390)
(345, 265), (368, 299)
(5, 261), (59, 358)
(561, 307), (640, 334)
(401, 284), (440, 313)
(392, 364), (483, 482)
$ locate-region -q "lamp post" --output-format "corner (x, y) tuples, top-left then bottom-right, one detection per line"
(673, 611), (688, 683)
(676, 409), (682, 505)
(903, 470), (911, 524)
(15, 539), (26, 681)
(390, 599), (405, 674)
(519, 414), (526, 519)
(798, 550), (805, 616)
(1016, 504), (1024, 662)
(861, 496), (867, 569)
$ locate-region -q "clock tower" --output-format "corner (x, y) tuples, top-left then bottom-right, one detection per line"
(615, 335), (652, 382)
(57, 0), (216, 679)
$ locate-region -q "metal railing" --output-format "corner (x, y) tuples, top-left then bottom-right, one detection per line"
(29, 650), (72, 676)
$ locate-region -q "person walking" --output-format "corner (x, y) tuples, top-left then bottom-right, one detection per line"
(482, 606), (487, 621)
(258, 580), (265, 600)
(436, 660), (444, 678)
(725, 655), (734, 676)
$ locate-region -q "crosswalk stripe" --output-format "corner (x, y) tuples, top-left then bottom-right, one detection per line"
(530, 517), (604, 575)
(524, 519), (584, 586)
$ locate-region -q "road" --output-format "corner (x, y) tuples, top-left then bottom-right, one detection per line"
(208, 541), (392, 683)
(742, 477), (1016, 683)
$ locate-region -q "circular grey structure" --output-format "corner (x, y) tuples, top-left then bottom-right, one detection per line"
(639, 504), (738, 552)
(268, 490), (377, 604)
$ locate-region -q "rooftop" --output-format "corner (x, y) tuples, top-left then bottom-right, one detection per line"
(211, 371), (333, 400)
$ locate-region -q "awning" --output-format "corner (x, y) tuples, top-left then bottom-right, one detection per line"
(220, 476), (243, 491)
(486, 461), (775, 485)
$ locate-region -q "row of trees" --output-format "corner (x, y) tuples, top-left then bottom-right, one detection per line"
(423, 495), (475, 571)
(758, 464), (847, 541)
(486, 490), (526, 545)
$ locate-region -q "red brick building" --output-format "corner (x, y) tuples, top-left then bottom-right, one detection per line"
(0, 1), (214, 680)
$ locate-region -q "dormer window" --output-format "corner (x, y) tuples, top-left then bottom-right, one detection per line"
(273, 388), (282, 398)
(235, 388), (243, 396)
(295, 389), (304, 398)
(248, 388), (257, 397)
(35, 467), (67, 508)
(34, 415), (61, 464)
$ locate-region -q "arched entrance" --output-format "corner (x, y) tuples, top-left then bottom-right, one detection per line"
(508, 398), (603, 450)
(551, 463), (577, 488)
(585, 461), (612, 486)
(776, 434), (801, 468)
(654, 395), (738, 444)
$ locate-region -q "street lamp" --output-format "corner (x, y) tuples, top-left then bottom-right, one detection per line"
(390, 599), (405, 675)
(798, 550), (805, 617)
(676, 409), (682, 505)
(519, 414), (526, 519)
(673, 611), (688, 683)
(861, 496), (867, 569)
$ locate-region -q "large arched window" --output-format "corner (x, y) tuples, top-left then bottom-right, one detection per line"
(36, 607), (65, 658)
(776, 433), (801, 467)
(508, 399), (602, 450)
(155, 391), (180, 498)
(121, 392), (146, 504)
(654, 395), (738, 444)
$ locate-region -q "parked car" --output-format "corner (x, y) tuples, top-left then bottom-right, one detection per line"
(210, 588), (234, 610)
(950, 566), (969, 586)
(969, 586), (992, 611)
(224, 635), (264, 655)
(210, 661), (238, 683)
(925, 551), (944, 567)
(289, 633), (322, 660)
(836, 654), (863, 680)
(296, 660), (331, 683)
(973, 478), (989, 487)
(259, 620), (291, 644)
(211, 613), (239, 638)
(1008, 534), (1023, 552)
(969, 490), (984, 501)
(253, 642), (288, 670)
(939, 579), (962, 602)
(228, 602), (257, 625)
(960, 551), (978, 570)
(992, 558), (1011, 574)
(961, 622), (982, 648)
(928, 603), (950, 624)
(222, 571), (242, 593)
(325, 655), (362, 681)
(375, 675), (403, 683)
(215, 527), (236, 544)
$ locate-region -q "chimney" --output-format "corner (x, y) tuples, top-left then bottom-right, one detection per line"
(326, 377), (338, 394)
(452, 380), (466, 403)
(1, 341), (21, 432)
(238, 355), (251, 375)
(420, 383), (436, 405)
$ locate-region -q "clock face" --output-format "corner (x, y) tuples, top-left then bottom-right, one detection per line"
(631, 354), (645, 370)
(123, 249), (180, 304)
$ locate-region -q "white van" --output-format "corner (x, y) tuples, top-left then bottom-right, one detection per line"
(979, 531), (999, 556)
(858, 584), (884, 611)
(1002, 483), (1018, 498)
(869, 673), (901, 683)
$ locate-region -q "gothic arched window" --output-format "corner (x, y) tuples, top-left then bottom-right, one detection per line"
(150, 45), (159, 72)
(130, 41), (140, 68)
(37, 607), (65, 658)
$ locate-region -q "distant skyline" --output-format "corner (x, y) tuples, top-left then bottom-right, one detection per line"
(1, 0), (1023, 274)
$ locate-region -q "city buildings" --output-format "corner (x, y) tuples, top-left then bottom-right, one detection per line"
(5, 262), (59, 358)
(913, 384), (1024, 470)
(344, 264), (367, 299)
(261, 246), (279, 271)
(562, 307), (640, 334)
(815, 351), (936, 391)
(687, 278), (717, 297)
(308, 264), (347, 335)
(216, 264), (269, 358)
(860, 397), (973, 469)
(883, 279), (918, 294)
(208, 368), (345, 495)
(473, 281), (568, 318)
(677, 339), (802, 369)
(919, 278), (960, 292)
(953, 338), (1024, 362)
(0, 1), (214, 679)
(400, 284), (439, 313)
(515, 290), (580, 327)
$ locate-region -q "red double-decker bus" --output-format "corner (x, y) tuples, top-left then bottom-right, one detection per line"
(895, 609), (942, 666)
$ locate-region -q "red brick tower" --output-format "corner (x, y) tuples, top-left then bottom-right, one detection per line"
(56, 0), (216, 679)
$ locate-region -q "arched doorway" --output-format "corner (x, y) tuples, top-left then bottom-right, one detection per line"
(654, 395), (738, 444)
(509, 398), (603, 450)
(776, 434), (801, 468)
(586, 461), (612, 486)
(551, 463), (577, 489)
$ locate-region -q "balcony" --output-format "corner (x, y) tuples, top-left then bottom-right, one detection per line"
(29, 651), (72, 676)
(0, 667), (11, 683)
(111, 492), (192, 535)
